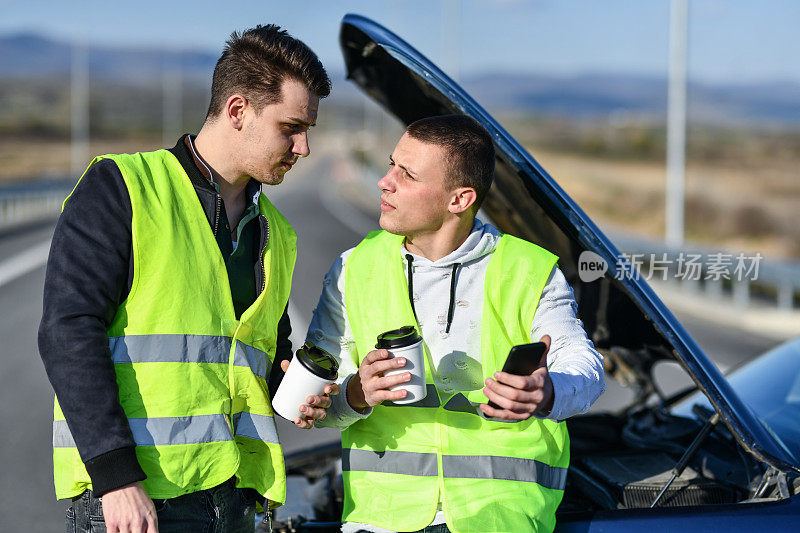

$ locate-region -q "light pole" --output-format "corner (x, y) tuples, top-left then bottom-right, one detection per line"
(70, 40), (89, 177)
(666, 0), (688, 247)
(163, 51), (183, 147)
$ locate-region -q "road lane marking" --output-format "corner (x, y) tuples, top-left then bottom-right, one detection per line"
(0, 239), (51, 288)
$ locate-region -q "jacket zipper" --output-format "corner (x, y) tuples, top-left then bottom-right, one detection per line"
(256, 215), (270, 296)
(212, 194), (221, 236)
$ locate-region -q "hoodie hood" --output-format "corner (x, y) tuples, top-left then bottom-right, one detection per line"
(402, 218), (501, 269)
(401, 219), (502, 335)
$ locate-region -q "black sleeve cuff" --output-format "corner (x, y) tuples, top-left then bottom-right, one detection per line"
(84, 447), (146, 497)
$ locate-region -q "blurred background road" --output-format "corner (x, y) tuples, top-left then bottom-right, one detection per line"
(1, 1), (799, 531)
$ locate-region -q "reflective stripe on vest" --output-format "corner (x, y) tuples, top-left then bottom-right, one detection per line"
(109, 335), (272, 380)
(342, 448), (568, 491)
(54, 412), (279, 450)
(342, 448), (438, 476)
(231, 412), (280, 443)
(442, 455), (568, 490)
(53, 415), (232, 447)
(341, 230), (568, 532)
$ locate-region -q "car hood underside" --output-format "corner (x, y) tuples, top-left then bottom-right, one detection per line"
(337, 13), (798, 472)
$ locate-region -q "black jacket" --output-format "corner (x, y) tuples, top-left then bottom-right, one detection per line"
(38, 136), (293, 497)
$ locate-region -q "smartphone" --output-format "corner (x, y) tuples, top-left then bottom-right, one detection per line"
(487, 342), (547, 409)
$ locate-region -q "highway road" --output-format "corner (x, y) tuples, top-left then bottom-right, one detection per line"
(0, 148), (785, 531)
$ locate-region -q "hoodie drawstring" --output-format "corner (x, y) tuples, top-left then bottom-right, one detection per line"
(405, 254), (418, 323)
(406, 254), (460, 334)
(445, 263), (459, 334)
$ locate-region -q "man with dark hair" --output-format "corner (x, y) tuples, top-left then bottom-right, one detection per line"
(404, 115), (495, 208)
(39, 24), (335, 532)
(206, 25), (331, 118)
(307, 115), (605, 532)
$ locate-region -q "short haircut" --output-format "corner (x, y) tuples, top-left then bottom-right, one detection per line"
(406, 115), (495, 209)
(206, 24), (331, 119)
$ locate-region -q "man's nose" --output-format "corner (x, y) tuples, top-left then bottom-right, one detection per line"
(378, 168), (396, 191)
(292, 132), (310, 158)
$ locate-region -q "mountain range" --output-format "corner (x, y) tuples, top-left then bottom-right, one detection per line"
(2, 32), (799, 127)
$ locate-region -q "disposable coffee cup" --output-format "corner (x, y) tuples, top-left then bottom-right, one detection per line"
(377, 326), (426, 404)
(272, 342), (338, 421)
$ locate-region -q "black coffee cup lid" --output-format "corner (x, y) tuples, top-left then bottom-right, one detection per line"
(376, 326), (422, 349)
(296, 342), (338, 381)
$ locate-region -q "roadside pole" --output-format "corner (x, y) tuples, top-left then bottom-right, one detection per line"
(666, 0), (688, 248)
(163, 52), (183, 148)
(70, 40), (89, 178)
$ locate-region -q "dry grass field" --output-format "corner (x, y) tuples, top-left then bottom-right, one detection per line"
(531, 146), (799, 259)
(2, 124), (798, 261)
(0, 137), (165, 182)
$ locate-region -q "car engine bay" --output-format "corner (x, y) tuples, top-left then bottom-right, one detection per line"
(265, 400), (796, 532)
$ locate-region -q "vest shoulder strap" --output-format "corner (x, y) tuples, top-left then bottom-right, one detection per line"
(345, 230), (410, 364)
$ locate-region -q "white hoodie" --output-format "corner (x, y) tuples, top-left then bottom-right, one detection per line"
(306, 220), (606, 532)
(306, 219), (605, 428)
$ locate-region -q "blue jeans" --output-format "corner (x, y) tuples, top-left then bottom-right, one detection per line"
(417, 526), (450, 533)
(66, 478), (264, 533)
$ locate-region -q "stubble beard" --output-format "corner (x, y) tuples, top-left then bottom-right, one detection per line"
(378, 212), (392, 232)
(254, 166), (287, 186)
(379, 212), (407, 236)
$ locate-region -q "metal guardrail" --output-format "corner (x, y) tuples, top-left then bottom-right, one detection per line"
(2, 177), (798, 312)
(611, 231), (800, 312)
(0, 185), (71, 231)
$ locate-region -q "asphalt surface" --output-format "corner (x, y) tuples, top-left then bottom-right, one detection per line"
(0, 220), (65, 531)
(0, 150), (785, 532)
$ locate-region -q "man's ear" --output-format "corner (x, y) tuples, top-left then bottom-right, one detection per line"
(449, 187), (477, 214)
(224, 94), (249, 130)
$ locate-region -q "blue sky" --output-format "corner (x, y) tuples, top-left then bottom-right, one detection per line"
(1, 0), (799, 84)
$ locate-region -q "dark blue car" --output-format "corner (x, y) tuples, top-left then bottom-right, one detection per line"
(269, 14), (800, 532)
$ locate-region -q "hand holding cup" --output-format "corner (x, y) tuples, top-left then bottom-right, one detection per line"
(272, 343), (339, 429)
(347, 326), (427, 411)
(347, 349), (412, 411)
(279, 359), (339, 428)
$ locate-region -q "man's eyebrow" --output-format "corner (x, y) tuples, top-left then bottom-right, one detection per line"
(390, 155), (418, 177)
(284, 117), (316, 127)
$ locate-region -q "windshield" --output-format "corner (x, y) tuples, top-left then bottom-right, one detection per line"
(673, 337), (800, 464)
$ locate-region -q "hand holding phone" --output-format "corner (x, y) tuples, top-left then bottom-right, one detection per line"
(487, 342), (547, 409)
(501, 342), (548, 375)
(481, 335), (553, 419)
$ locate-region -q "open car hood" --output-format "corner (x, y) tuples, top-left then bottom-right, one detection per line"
(339, 13), (797, 472)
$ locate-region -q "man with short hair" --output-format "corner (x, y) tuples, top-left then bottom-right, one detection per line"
(39, 25), (336, 532)
(307, 115), (605, 532)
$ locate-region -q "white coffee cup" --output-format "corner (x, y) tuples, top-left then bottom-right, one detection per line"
(272, 343), (338, 421)
(377, 326), (426, 404)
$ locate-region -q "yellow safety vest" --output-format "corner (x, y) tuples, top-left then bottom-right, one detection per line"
(52, 150), (295, 506)
(343, 230), (569, 532)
